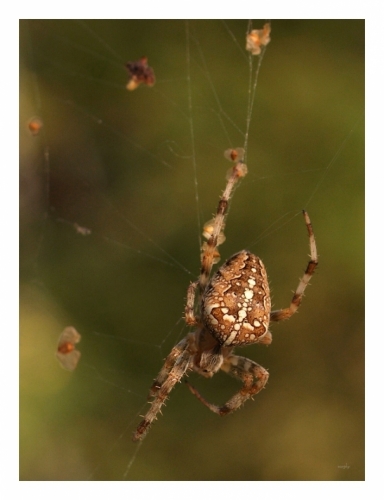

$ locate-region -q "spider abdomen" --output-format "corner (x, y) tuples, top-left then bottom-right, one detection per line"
(202, 250), (271, 346)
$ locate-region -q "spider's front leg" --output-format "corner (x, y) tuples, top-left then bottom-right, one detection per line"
(270, 210), (318, 322)
(186, 354), (269, 416)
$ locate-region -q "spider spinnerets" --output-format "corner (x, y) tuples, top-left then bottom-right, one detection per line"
(133, 152), (318, 442)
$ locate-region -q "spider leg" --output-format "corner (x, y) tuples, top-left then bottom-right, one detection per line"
(186, 354), (269, 416)
(133, 336), (194, 442)
(147, 336), (189, 398)
(185, 281), (199, 326)
(199, 162), (248, 292)
(270, 210), (318, 322)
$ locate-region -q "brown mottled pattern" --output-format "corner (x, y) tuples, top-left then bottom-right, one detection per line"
(202, 251), (271, 346)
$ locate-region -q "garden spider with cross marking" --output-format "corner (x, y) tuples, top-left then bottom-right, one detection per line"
(133, 151), (318, 442)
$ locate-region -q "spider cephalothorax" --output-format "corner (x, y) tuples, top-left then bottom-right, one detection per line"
(132, 153), (317, 441)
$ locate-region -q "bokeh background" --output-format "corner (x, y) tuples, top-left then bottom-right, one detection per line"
(20, 20), (364, 480)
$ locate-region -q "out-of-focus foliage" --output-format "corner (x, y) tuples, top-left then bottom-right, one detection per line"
(20, 20), (364, 480)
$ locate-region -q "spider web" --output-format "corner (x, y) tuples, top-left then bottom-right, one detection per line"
(19, 19), (364, 482)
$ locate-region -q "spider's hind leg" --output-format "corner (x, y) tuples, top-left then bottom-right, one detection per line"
(148, 335), (192, 399)
(133, 336), (194, 442)
(186, 354), (269, 416)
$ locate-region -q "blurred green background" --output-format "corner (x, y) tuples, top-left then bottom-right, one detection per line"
(20, 20), (364, 480)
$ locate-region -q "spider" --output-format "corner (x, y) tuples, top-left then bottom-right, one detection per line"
(132, 153), (318, 442)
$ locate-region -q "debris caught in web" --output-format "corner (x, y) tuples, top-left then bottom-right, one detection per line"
(126, 56), (155, 91)
(74, 223), (92, 236)
(56, 326), (81, 371)
(224, 147), (245, 163)
(27, 116), (43, 136)
(246, 23), (271, 56)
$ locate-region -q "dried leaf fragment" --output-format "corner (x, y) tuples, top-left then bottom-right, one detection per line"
(246, 23), (271, 55)
(126, 56), (155, 91)
(56, 326), (81, 371)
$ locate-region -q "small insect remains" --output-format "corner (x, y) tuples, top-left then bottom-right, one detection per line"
(132, 149), (318, 442)
(125, 56), (155, 91)
(56, 326), (81, 371)
(246, 22), (271, 55)
(27, 116), (43, 136)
